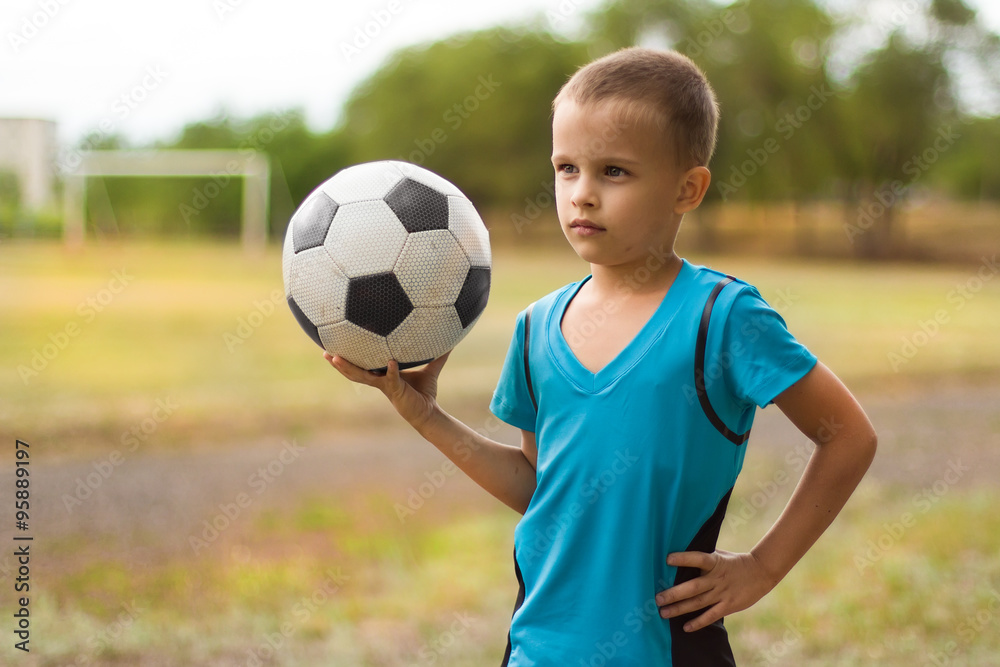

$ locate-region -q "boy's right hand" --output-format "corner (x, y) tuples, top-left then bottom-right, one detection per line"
(324, 351), (450, 430)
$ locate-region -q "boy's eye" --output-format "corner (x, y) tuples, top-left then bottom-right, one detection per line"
(557, 164), (577, 174)
(606, 166), (627, 177)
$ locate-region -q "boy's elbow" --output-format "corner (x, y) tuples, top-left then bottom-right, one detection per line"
(856, 424), (878, 470)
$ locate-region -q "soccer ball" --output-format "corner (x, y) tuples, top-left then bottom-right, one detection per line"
(281, 160), (491, 372)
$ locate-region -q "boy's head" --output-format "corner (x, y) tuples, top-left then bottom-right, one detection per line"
(552, 47), (719, 170)
(550, 48), (719, 269)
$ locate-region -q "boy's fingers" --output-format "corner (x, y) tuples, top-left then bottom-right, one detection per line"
(655, 577), (711, 606)
(666, 550), (717, 572)
(682, 605), (724, 633)
(659, 591), (716, 619)
(329, 353), (383, 387)
(424, 351), (451, 376)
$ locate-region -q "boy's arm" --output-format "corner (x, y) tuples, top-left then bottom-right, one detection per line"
(656, 361), (877, 631)
(325, 352), (537, 514)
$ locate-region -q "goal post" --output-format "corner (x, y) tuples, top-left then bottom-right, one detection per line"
(63, 150), (271, 252)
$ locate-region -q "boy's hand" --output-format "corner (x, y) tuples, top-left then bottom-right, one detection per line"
(324, 351), (450, 429)
(655, 549), (777, 632)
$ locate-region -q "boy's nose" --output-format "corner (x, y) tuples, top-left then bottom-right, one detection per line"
(571, 177), (598, 208)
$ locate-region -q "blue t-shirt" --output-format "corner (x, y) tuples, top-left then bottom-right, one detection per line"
(490, 259), (817, 666)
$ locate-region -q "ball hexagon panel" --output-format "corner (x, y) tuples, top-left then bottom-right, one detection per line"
(387, 306), (464, 366)
(455, 266), (491, 329)
(394, 230), (470, 308)
(291, 192), (339, 253)
(319, 161), (404, 203)
(384, 178), (450, 233)
(319, 320), (393, 371)
(345, 272), (413, 337)
(447, 196), (491, 268)
(281, 222), (295, 296)
(288, 246), (349, 327)
(394, 161), (463, 197)
(325, 200), (408, 277)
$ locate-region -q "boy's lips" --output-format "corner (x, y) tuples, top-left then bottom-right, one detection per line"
(569, 219), (605, 235)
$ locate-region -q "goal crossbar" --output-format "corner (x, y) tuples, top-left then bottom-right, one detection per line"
(63, 150), (270, 252)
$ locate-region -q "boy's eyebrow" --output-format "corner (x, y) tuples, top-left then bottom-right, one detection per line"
(550, 153), (642, 165)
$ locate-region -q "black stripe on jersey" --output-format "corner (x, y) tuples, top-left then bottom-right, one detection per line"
(695, 277), (751, 446)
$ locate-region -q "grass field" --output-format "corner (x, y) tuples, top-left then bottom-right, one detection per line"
(2, 240), (1000, 665)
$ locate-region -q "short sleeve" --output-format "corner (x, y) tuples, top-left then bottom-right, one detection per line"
(720, 286), (818, 409)
(489, 310), (538, 432)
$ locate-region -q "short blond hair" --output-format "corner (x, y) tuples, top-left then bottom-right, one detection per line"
(553, 47), (720, 168)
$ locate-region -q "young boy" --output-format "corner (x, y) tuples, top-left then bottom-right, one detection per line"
(327, 47), (877, 665)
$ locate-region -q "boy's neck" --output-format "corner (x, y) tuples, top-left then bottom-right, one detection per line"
(588, 249), (683, 298)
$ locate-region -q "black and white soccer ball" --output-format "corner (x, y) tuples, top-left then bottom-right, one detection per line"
(282, 160), (491, 372)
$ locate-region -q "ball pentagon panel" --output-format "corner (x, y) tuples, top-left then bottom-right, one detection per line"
(291, 191), (339, 253)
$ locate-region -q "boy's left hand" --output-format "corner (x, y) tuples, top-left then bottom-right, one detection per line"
(656, 549), (777, 632)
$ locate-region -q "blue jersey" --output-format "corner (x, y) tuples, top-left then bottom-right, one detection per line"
(490, 259), (817, 666)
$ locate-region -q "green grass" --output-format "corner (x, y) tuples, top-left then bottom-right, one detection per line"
(4, 482), (999, 665)
(3, 240), (999, 455)
(3, 240), (1000, 664)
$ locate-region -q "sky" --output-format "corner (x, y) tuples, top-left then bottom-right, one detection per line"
(2, 0), (998, 147)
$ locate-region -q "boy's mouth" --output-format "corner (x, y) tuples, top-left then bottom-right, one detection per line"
(569, 218), (605, 235)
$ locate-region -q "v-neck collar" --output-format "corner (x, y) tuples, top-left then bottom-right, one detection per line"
(545, 259), (694, 394)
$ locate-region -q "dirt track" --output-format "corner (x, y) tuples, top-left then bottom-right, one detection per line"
(5, 378), (999, 555)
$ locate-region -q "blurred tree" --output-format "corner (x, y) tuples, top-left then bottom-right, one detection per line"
(339, 27), (590, 225)
(839, 35), (957, 258)
(586, 0), (844, 251)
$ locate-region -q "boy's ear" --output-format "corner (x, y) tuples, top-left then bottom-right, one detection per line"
(674, 166), (712, 215)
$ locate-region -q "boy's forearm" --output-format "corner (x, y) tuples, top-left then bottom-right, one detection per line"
(750, 428), (877, 585)
(413, 405), (536, 514)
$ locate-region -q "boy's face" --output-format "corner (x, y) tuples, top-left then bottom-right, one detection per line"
(550, 99), (693, 272)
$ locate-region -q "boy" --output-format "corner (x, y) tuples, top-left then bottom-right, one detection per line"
(327, 47), (877, 665)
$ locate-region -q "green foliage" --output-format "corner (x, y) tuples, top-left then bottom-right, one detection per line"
(50, 1), (1000, 246)
(339, 28), (590, 211)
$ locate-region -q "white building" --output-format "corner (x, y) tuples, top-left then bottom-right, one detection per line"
(0, 118), (58, 210)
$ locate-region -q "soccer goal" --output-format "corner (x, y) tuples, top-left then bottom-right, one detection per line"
(62, 150), (270, 252)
